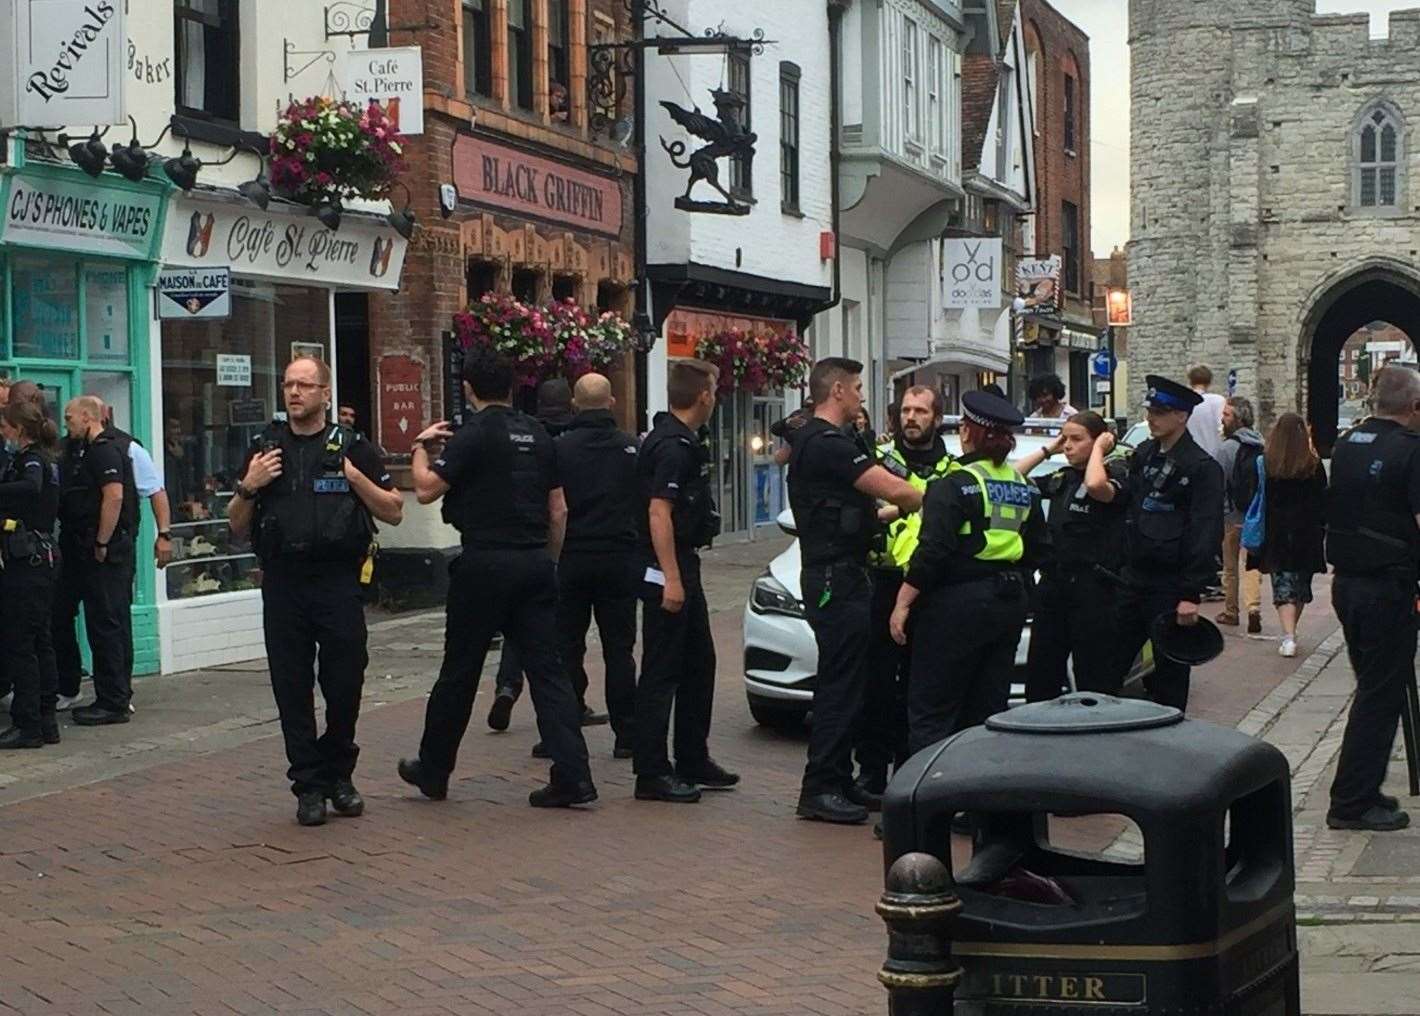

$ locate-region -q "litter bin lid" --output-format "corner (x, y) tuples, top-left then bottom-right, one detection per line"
(985, 693), (1183, 734)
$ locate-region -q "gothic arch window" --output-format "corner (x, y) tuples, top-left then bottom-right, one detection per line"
(1353, 102), (1404, 209)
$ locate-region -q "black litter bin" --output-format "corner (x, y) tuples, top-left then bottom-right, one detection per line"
(879, 694), (1299, 1016)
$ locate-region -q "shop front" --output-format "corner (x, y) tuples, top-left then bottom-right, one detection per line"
(0, 158), (171, 675)
(1019, 317), (1105, 412)
(154, 190), (407, 674)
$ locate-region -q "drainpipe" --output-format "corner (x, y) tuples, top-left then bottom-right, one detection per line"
(825, 2), (846, 323)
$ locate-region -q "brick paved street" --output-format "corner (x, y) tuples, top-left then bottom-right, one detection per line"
(0, 540), (1389, 1016)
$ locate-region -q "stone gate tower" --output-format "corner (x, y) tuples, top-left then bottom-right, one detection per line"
(1127, 1), (1420, 448)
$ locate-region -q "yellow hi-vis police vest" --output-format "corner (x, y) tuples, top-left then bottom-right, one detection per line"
(870, 445), (956, 569)
(958, 460), (1032, 563)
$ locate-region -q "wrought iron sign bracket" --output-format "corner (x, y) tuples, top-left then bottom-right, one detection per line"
(324, 3), (434, 41)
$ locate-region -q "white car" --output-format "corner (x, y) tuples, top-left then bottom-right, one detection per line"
(743, 420), (1152, 728)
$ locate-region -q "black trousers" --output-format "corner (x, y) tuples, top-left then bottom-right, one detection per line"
(1026, 569), (1119, 702)
(1113, 582), (1191, 712)
(261, 560), (368, 796)
(802, 563), (873, 796)
(421, 549), (591, 787)
(908, 574), (1027, 755)
(4, 555), (59, 734)
(634, 551), (714, 778)
(1329, 573), (1417, 819)
(855, 569), (908, 786)
(52, 550), (133, 711)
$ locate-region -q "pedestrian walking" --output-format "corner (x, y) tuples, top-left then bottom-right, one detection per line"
(853, 386), (954, 809)
(1017, 411), (1129, 700)
(1216, 396), (1264, 635)
(890, 391), (1043, 758)
(1324, 365), (1420, 832)
(1247, 412), (1327, 659)
(1109, 375), (1225, 713)
(789, 357), (923, 825)
(228, 356), (403, 826)
(52, 396), (139, 728)
(631, 359), (737, 804)
(401, 349), (595, 808)
(0, 399), (61, 749)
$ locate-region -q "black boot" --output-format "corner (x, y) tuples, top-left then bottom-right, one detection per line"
(634, 774), (701, 803)
(0, 727), (44, 749)
(845, 775), (885, 812)
(487, 690), (515, 732)
(676, 758), (740, 789)
(529, 780), (599, 808)
(40, 714), (60, 745)
(796, 791), (869, 825)
(296, 791), (327, 827)
(397, 758), (448, 800)
(328, 779), (365, 817)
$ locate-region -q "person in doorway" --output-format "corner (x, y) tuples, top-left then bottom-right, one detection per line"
(1027, 374), (1077, 420)
(1248, 412), (1327, 659)
(1216, 396), (1265, 635)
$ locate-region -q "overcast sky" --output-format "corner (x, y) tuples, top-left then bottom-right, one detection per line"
(1049, 0), (1420, 257)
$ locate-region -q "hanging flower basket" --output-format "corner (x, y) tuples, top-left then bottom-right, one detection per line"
(694, 328), (810, 394)
(269, 96), (406, 203)
(455, 295), (636, 389)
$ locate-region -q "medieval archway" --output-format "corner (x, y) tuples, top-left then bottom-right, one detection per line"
(1301, 262), (1420, 452)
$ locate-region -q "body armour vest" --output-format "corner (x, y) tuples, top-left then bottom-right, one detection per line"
(958, 459), (1032, 563)
(787, 419), (878, 568)
(636, 419), (720, 551)
(251, 422), (373, 564)
(1326, 420), (1420, 576)
(868, 441), (954, 570)
(441, 407), (552, 548)
(59, 431), (138, 559)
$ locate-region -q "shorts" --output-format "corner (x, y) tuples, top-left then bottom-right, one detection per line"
(1271, 571), (1314, 606)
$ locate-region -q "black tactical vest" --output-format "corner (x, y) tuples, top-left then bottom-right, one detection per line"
(59, 430), (138, 560)
(1045, 464), (1125, 571)
(441, 407), (554, 549)
(0, 446), (60, 563)
(787, 419), (877, 568)
(251, 422), (373, 564)
(636, 418), (720, 551)
(1326, 420), (1420, 576)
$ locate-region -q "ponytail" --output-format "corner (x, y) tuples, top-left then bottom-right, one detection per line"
(978, 429), (1015, 464)
(3, 399), (60, 458)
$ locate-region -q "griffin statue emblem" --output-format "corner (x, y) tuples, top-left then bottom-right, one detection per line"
(660, 89), (757, 215)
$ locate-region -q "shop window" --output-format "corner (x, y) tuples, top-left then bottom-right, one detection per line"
(780, 63), (801, 214)
(12, 255), (79, 360)
(508, 0), (534, 111)
(175, 0), (241, 124)
(462, 0), (493, 99)
(161, 282), (329, 600)
(468, 261), (499, 300)
(728, 50), (753, 197)
(548, 0), (571, 122)
(85, 371), (133, 432)
(512, 268), (541, 303)
(552, 274), (578, 302)
(84, 265), (130, 362)
(1062, 200), (1080, 294)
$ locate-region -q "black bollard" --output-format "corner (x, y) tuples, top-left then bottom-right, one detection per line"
(877, 851), (961, 1015)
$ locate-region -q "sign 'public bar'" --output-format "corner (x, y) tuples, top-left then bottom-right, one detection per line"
(452, 135), (623, 239)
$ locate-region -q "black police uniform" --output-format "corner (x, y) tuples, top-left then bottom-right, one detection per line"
(904, 451), (1045, 754)
(787, 417), (878, 801)
(1112, 378), (1225, 713)
(0, 440), (9, 704)
(1025, 455), (1130, 700)
(53, 429), (138, 717)
(633, 412), (720, 780)
(418, 405), (593, 792)
(242, 420), (391, 798)
(1324, 416), (1420, 823)
(0, 444), (61, 744)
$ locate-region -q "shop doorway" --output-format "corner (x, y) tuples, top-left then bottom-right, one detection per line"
(707, 390), (789, 538)
(334, 293), (371, 438)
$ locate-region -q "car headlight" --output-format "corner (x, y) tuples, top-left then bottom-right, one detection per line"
(750, 571), (805, 618)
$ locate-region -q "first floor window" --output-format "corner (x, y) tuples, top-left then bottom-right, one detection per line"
(175, 0), (240, 122)
(462, 0), (492, 99)
(508, 0), (534, 110)
(780, 64), (801, 212)
(1062, 200), (1080, 294)
(1357, 105), (1402, 208)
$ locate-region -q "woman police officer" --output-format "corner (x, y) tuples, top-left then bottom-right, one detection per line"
(0, 399), (62, 748)
(889, 390), (1047, 753)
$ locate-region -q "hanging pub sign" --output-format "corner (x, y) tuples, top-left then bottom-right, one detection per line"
(1015, 255), (1062, 317)
(0, 0), (127, 128)
(157, 266), (232, 319)
(343, 45), (424, 135)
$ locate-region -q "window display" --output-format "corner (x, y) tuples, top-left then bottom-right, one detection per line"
(160, 280), (330, 598)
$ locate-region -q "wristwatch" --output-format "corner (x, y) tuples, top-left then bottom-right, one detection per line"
(235, 482), (257, 500)
(157, 530), (172, 540)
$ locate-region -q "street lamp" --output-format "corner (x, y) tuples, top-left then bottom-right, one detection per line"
(1104, 287), (1132, 421)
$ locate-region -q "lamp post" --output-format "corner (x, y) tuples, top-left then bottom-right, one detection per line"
(1105, 286), (1132, 424)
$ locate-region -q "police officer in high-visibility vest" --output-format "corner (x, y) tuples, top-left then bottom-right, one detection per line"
(229, 356), (404, 827)
(890, 391), (1045, 753)
(852, 385), (954, 808)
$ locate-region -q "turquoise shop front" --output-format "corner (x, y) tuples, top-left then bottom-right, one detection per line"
(0, 157), (171, 677)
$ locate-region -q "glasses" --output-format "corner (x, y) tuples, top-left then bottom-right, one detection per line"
(282, 380), (327, 393)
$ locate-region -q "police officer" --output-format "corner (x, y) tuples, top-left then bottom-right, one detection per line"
(228, 356), (403, 826)
(632, 359), (734, 804)
(1109, 375), (1225, 712)
(853, 385), (954, 807)
(1016, 411), (1129, 700)
(53, 395), (138, 727)
(789, 357), (923, 825)
(889, 391), (1045, 755)
(1324, 365), (1420, 832)
(401, 348), (596, 808)
(0, 398), (61, 748)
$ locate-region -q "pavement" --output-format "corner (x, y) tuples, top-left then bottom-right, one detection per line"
(0, 540), (1417, 1015)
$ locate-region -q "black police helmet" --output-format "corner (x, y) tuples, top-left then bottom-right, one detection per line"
(1148, 613), (1225, 667)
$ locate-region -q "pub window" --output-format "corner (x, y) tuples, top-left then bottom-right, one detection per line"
(549, 0), (571, 122)
(508, 0), (534, 111)
(468, 261), (499, 301)
(174, 0), (240, 123)
(1064, 72), (1078, 154)
(1355, 103), (1404, 209)
(552, 274), (578, 302)
(597, 281), (629, 316)
(1062, 200), (1081, 294)
(728, 50), (753, 197)
(512, 268), (541, 303)
(462, 0), (492, 99)
(780, 63), (801, 213)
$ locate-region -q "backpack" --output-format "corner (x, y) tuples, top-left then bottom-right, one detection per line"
(1231, 440), (1263, 512)
(1241, 456), (1266, 553)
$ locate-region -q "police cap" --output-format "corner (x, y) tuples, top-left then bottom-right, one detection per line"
(1143, 375), (1203, 414)
(961, 390), (1025, 430)
(1149, 613), (1225, 667)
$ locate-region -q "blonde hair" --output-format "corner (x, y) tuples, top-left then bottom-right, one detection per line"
(287, 355), (332, 386)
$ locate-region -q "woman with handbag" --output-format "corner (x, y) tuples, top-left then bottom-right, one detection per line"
(1245, 412), (1327, 658)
